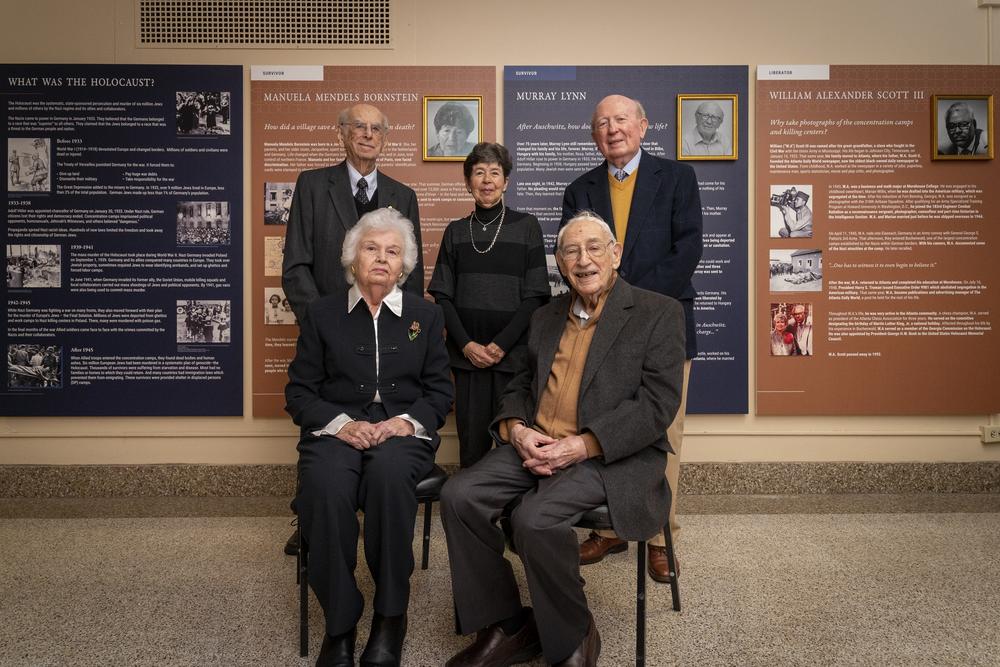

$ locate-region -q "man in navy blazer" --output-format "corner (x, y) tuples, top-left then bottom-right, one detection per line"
(282, 103), (423, 324)
(561, 94), (702, 580)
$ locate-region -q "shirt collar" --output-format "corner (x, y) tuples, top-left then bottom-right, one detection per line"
(348, 283), (403, 317)
(688, 126), (724, 145)
(606, 151), (642, 179)
(346, 161), (378, 195)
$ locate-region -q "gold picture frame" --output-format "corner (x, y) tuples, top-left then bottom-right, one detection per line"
(423, 96), (483, 162)
(676, 94), (738, 161)
(931, 94), (994, 160)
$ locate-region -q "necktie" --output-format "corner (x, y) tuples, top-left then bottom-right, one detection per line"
(615, 169), (627, 182)
(356, 178), (369, 206)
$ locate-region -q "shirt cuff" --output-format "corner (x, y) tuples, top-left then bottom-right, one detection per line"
(312, 413), (354, 438)
(398, 413), (430, 441)
(580, 431), (603, 459)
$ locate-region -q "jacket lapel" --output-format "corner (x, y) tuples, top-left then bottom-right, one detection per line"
(622, 150), (661, 265)
(584, 162), (613, 224)
(534, 297), (570, 400)
(579, 280), (632, 394)
(328, 161), (358, 231)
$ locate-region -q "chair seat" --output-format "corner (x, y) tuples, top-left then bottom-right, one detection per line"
(416, 463), (448, 500)
(575, 504), (612, 532)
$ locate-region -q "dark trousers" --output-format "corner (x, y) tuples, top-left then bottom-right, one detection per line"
(440, 445), (607, 663)
(296, 403), (435, 636)
(453, 367), (513, 468)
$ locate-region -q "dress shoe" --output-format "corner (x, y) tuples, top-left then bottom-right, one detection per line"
(445, 609), (542, 667)
(359, 613), (407, 666)
(579, 531), (627, 565)
(284, 529), (299, 556)
(553, 615), (600, 667)
(647, 544), (679, 583)
(316, 627), (355, 667)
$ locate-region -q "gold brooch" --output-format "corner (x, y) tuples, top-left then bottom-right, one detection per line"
(408, 320), (421, 341)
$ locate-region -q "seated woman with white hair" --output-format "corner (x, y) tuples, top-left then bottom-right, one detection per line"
(285, 207), (453, 667)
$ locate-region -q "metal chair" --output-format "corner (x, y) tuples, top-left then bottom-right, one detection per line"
(295, 463), (449, 657)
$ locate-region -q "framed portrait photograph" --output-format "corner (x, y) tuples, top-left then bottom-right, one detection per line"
(931, 94), (993, 160)
(423, 96), (482, 161)
(676, 94), (738, 160)
(768, 184), (814, 239)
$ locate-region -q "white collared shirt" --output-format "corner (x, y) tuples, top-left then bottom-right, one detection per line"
(312, 285), (428, 440)
(606, 151), (642, 180)
(345, 161), (378, 199)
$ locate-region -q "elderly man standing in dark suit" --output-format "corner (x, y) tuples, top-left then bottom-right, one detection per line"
(561, 94), (702, 581)
(282, 103), (424, 324)
(282, 102), (424, 557)
(441, 212), (685, 667)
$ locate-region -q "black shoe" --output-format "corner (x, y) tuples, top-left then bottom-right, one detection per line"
(284, 529), (299, 556)
(360, 613), (407, 666)
(317, 627), (355, 667)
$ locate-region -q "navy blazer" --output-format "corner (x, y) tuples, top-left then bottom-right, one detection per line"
(282, 161), (423, 323)
(284, 289), (453, 451)
(561, 149), (702, 358)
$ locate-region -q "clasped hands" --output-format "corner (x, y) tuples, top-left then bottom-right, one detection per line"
(462, 341), (505, 369)
(338, 417), (414, 450)
(509, 423), (588, 476)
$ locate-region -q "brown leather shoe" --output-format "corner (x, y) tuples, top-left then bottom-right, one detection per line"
(553, 615), (601, 667)
(647, 544), (679, 583)
(579, 531), (627, 565)
(445, 609), (542, 667)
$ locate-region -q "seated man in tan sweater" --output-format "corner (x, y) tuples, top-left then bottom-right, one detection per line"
(440, 212), (686, 667)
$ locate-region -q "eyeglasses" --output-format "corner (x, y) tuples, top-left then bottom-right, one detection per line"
(559, 239), (614, 263)
(341, 121), (386, 137)
(946, 121), (973, 131)
(695, 112), (723, 123)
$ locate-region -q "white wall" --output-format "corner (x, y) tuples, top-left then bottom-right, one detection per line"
(1, 0), (998, 465)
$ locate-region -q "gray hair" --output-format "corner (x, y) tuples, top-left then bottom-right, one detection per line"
(945, 101), (976, 122)
(556, 210), (616, 250)
(337, 105), (390, 131)
(341, 208), (418, 286)
(590, 95), (647, 131)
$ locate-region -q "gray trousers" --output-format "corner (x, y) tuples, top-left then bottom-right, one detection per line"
(440, 445), (607, 663)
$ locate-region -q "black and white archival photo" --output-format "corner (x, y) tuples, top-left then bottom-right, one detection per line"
(6, 244), (61, 288)
(769, 249), (823, 292)
(264, 182), (295, 225)
(176, 91), (231, 136)
(7, 137), (50, 193)
(176, 202), (231, 245)
(176, 300), (232, 344)
(7, 344), (62, 389)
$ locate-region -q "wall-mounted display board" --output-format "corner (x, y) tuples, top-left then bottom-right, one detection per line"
(250, 66), (496, 417)
(756, 65), (999, 414)
(504, 66), (749, 414)
(2, 65), (243, 416)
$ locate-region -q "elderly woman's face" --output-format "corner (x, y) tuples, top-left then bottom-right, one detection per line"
(773, 315), (787, 333)
(437, 125), (470, 155)
(355, 229), (404, 291)
(467, 161), (507, 209)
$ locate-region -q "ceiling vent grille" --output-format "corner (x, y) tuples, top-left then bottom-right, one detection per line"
(137, 0), (391, 48)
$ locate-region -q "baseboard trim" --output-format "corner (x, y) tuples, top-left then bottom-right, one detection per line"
(1, 461), (998, 497)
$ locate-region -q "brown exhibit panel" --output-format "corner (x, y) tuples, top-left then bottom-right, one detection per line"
(250, 66), (497, 417)
(756, 65), (999, 415)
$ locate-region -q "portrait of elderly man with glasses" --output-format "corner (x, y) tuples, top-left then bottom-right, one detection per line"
(681, 99), (732, 157)
(938, 100), (990, 156)
(441, 211), (685, 667)
(282, 103), (424, 326)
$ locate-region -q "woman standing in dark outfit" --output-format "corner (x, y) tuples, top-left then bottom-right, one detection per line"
(429, 143), (550, 468)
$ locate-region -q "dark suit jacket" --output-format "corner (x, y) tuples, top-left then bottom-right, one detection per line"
(490, 279), (685, 540)
(561, 149), (702, 359)
(282, 161), (423, 323)
(284, 289), (453, 451)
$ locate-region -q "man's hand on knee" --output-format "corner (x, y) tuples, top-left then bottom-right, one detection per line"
(522, 435), (588, 475)
(510, 423), (557, 473)
(337, 420), (379, 450)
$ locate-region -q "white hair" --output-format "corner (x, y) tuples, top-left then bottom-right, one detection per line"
(341, 208), (418, 286)
(557, 211), (616, 250)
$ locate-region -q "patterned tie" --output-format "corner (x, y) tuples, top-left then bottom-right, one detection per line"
(615, 168), (627, 182)
(355, 177), (369, 206)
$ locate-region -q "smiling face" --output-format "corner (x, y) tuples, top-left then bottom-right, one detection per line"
(773, 313), (788, 333)
(437, 125), (470, 155)
(339, 104), (386, 173)
(945, 105), (976, 148)
(792, 306), (807, 325)
(556, 218), (622, 305)
(354, 228), (404, 294)
(694, 101), (724, 138)
(591, 95), (648, 168)
(466, 161), (507, 208)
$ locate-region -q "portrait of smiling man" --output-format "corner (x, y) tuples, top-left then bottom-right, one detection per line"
(681, 99), (733, 157)
(937, 100), (990, 157)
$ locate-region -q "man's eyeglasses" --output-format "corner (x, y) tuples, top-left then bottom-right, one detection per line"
(695, 112), (723, 123)
(946, 121), (973, 131)
(559, 240), (615, 263)
(341, 121), (386, 136)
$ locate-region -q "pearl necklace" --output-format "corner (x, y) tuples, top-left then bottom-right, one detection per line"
(469, 198), (505, 254)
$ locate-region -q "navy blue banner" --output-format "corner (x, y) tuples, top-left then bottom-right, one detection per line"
(2, 65), (243, 415)
(504, 66), (748, 414)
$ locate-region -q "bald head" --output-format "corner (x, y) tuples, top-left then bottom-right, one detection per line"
(590, 94), (649, 168)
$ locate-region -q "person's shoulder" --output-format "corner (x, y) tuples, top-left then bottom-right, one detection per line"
(566, 161), (607, 189)
(308, 291), (347, 319)
(378, 169), (416, 195)
(296, 163), (343, 185)
(403, 291), (441, 316)
(641, 150), (696, 179)
(624, 280), (682, 314)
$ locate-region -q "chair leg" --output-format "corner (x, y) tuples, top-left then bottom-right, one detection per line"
(663, 526), (681, 612)
(421, 499), (432, 570)
(299, 524), (309, 657)
(636, 539), (646, 667)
